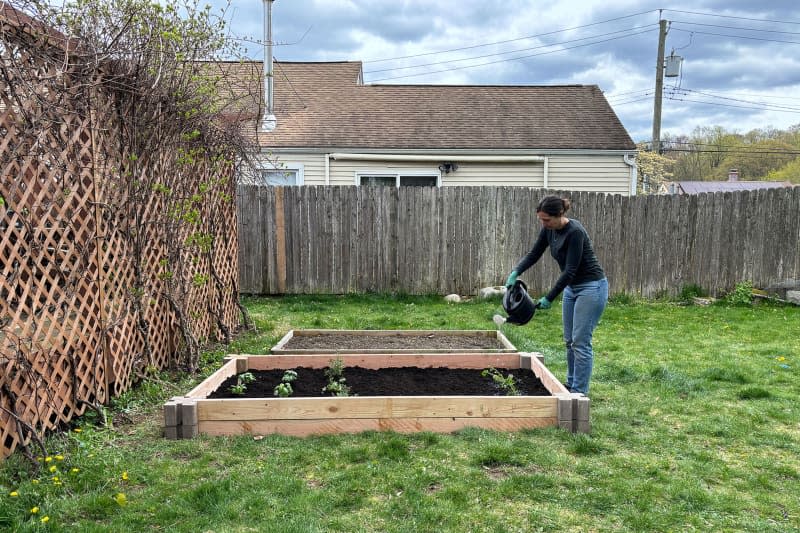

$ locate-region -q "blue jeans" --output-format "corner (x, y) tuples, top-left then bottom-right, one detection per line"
(562, 278), (608, 395)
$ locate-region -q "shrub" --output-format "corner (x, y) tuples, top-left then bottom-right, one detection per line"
(723, 281), (754, 306)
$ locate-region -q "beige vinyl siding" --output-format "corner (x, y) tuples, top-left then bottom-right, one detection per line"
(265, 152), (631, 193)
(547, 154), (630, 194)
(267, 153), (326, 184)
(442, 163), (544, 186)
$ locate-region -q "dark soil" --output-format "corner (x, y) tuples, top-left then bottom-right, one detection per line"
(208, 366), (550, 398)
(280, 332), (505, 351)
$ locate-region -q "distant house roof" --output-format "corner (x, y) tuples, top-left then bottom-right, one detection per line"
(675, 181), (795, 194)
(227, 61), (636, 152)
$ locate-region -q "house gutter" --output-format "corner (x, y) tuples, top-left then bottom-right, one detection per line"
(623, 153), (637, 196)
(543, 157), (549, 189)
(328, 153), (546, 163)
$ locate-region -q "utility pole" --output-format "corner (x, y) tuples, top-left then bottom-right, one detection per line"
(651, 18), (668, 154)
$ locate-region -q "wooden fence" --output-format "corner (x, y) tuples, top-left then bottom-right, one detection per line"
(0, 7), (240, 460)
(238, 185), (800, 297)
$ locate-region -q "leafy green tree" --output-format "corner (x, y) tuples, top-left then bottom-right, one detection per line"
(636, 143), (674, 194)
(715, 139), (796, 180)
(766, 158), (800, 184)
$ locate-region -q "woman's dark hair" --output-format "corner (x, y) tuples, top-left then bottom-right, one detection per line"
(536, 195), (571, 216)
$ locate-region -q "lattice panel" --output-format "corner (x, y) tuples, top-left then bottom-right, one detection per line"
(1, 14), (242, 459)
(0, 33), (105, 456)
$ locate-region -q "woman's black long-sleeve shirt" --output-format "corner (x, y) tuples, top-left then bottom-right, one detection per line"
(514, 219), (605, 302)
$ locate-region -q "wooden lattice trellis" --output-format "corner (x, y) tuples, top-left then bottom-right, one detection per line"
(0, 5), (241, 459)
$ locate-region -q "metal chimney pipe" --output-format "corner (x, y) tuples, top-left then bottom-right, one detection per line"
(261, 0), (276, 132)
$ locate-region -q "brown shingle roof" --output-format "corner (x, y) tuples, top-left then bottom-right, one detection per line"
(229, 60), (635, 151)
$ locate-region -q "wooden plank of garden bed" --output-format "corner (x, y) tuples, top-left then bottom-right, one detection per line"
(185, 358), (240, 399)
(196, 396), (557, 421)
(241, 353), (521, 370)
(288, 329), (501, 337)
(198, 416), (558, 437)
(526, 353), (569, 395)
(273, 348), (517, 354)
(272, 330), (295, 351)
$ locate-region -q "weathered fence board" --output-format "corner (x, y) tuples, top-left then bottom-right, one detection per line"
(237, 185), (800, 297)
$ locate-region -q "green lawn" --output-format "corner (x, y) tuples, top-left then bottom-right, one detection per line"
(1, 294), (798, 532)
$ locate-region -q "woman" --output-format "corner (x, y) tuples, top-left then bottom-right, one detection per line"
(505, 195), (608, 395)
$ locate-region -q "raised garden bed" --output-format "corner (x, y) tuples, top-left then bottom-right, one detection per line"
(164, 330), (589, 439)
(271, 329), (517, 354)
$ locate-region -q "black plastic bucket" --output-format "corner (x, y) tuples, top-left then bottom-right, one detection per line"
(503, 279), (537, 325)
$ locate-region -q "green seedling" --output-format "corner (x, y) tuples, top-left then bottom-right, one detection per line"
(229, 371), (256, 395)
(322, 358), (351, 396)
(482, 367), (520, 396)
(273, 370), (297, 397)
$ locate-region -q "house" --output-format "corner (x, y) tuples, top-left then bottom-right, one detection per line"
(233, 61), (638, 195)
(660, 170), (795, 194)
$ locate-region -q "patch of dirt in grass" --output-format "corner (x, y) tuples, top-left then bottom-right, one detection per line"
(208, 366), (550, 398)
(482, 466), (510, 480)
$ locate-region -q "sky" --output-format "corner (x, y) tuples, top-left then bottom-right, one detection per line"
(213, 0), (800, 143)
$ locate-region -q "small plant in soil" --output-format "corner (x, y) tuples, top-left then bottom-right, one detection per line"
(322, 358), (351, 396)
(481, 367), (520, 396)
(273, 370), (298, 397)
(230, 371), (256, 395)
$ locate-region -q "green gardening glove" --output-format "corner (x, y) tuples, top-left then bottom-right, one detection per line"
(537, 297), (551, 310)
(505, 271), (518, 288)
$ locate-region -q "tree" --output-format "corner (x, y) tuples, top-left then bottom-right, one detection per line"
(766, 158), (800, 184)
(636, 142), (674, 194)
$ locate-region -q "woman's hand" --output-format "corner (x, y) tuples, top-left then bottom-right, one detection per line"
(505, 271), (518, 288)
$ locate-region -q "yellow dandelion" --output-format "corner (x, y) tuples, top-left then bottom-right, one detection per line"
(114, 492), (127, 506)
(121, 471), (128, 481)
(71, 468), (80, 474)
(776, 356), (786, 362)
(55, 454), (64, 461)
(9, 491), (19, 497)
(52, 476), (59, 482)
(32, 480), (40, 485)
(41, 516), (50, 523)
(49, 465), (57, 473)
(74, 427), (82, 433)
(44, 456), (52, 463)
(31, 506), (39, 514)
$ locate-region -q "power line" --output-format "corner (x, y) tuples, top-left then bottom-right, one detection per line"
(662, 148), (800, 155)
(669, 141), (796, 147)
(362, 9), (658, 63)
(366, 28), (657, 83)
(665, 94), (800, 114)
(663, 9), (800, 26)
(605, 88), (653, 98)
(608, 95), (653, 106)
(364, 25), (658, 75)
(671, 20), (800, 36)
(672, 88), (800, 113)
(670, 26), (800, 45)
